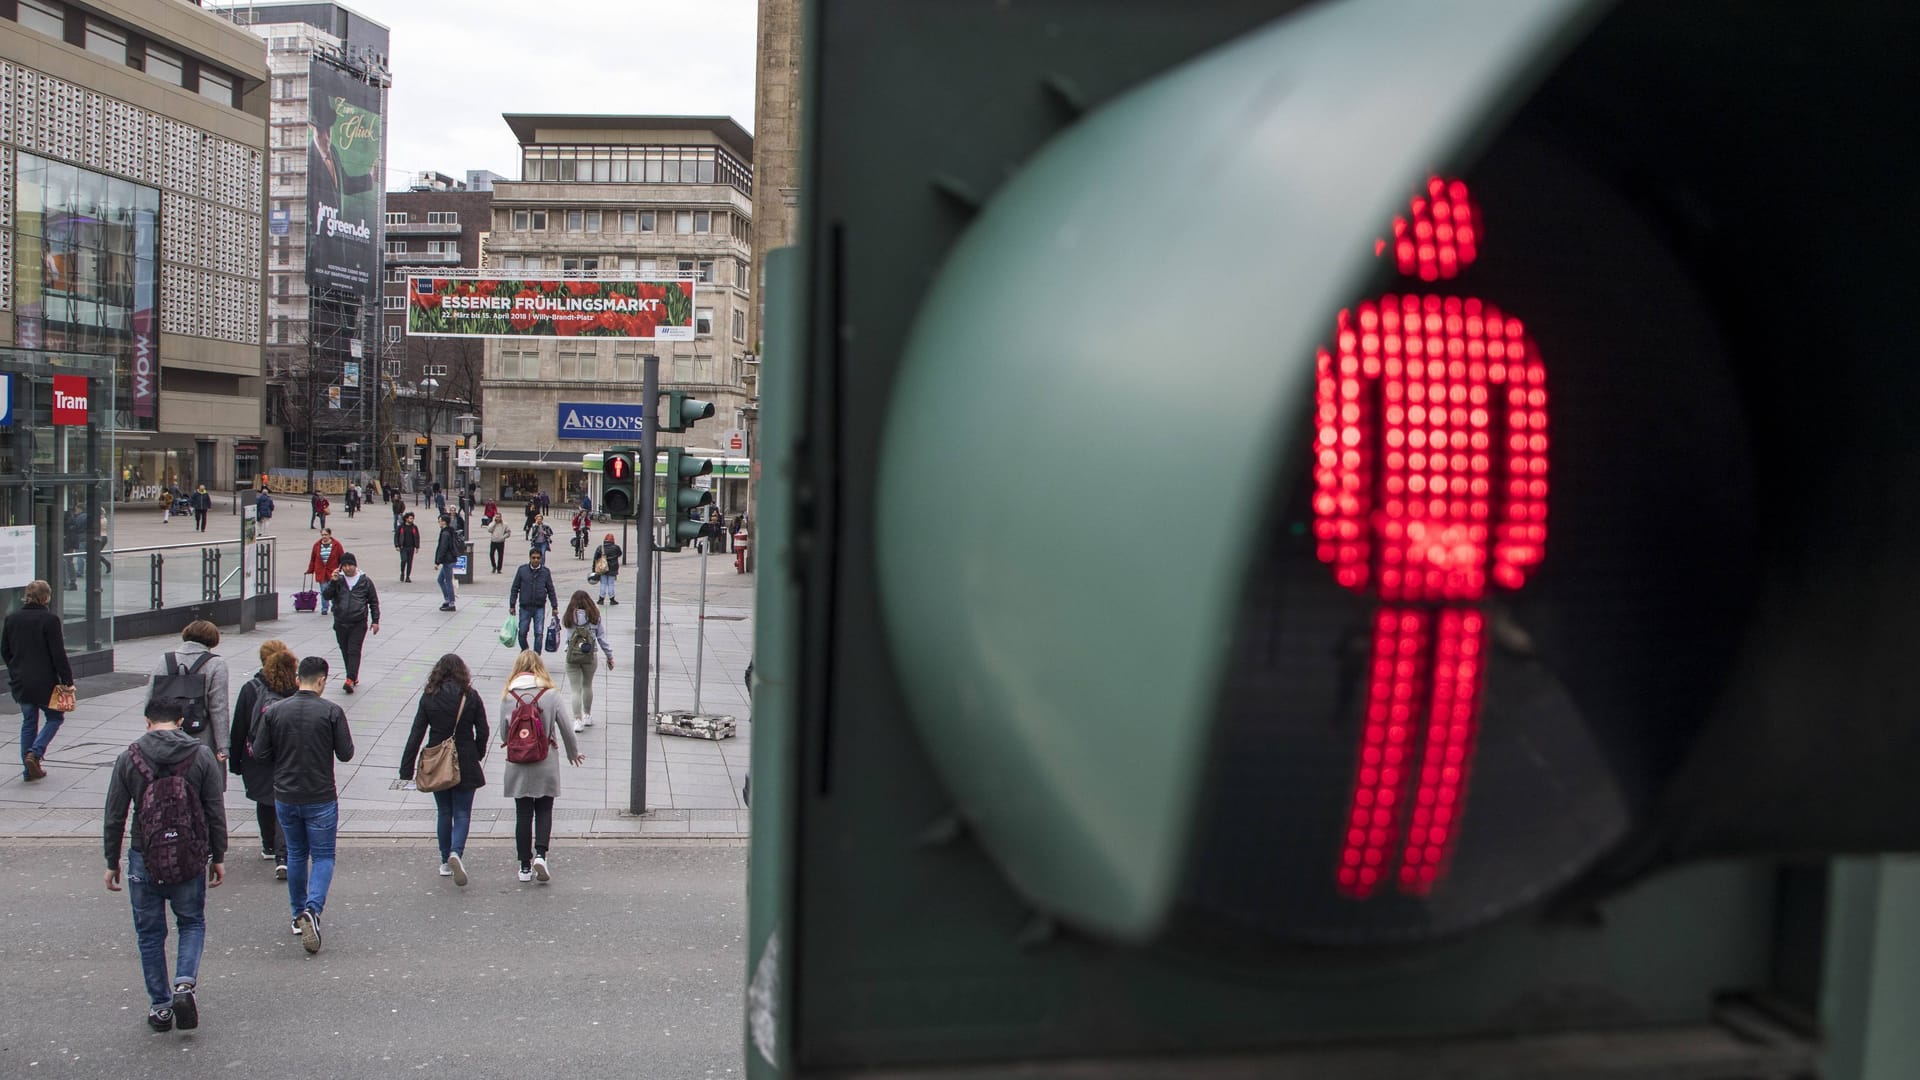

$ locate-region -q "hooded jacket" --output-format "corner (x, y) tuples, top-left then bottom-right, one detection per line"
(103, 728), (228, 867)
(145, 640), (231, 757)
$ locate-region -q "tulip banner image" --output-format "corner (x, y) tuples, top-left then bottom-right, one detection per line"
(405, 276), (697, 340)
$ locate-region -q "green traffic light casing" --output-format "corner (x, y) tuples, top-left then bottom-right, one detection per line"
(662, 446), (712, 552)
(602, 447), (638, 520)
(659, 390), (715, 433)
(752, 0), (1920, 1075)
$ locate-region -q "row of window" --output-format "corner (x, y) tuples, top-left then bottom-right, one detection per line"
(491, 348), (744, 386)
(520, 145), (752, 195)
(492, 254), (747, 290)
(507, 207), (748, 242)
(11, 0), (243, 108)
(385, 210), (461, 225)
(384, 240), (461, 255)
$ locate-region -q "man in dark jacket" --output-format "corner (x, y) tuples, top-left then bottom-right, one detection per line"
(593, 533), (623, 606)
(190, 485), (213, 532)
(103, 698), (227, 1033)
(4, 579), (73, 781)
(433, 513), (463, 612)
(508, 548), (559, 652)
(394, 511), (421, 583)
(251, 656), (353, 954)
(320, 552), (380, 693)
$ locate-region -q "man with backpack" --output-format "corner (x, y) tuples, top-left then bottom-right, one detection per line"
(103, 698), (227, 1033)
(320, 552), (379, 694)
(433, 513), (463, 612)
(146, 620), (230, 765)
(251, 656), (353, 955)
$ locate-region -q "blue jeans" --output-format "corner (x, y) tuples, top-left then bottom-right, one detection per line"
(433, 787), (475, 860)
(437, 561), (456, 604)
(126, 848), (206, 1009)
(276, 800), (339, 919)
(598, 572), (618, 602)
(20, 702), (63, 771)
(517, 606), (548, 652)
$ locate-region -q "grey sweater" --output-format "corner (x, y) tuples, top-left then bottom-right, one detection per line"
(146, 641), (230, 757)
(497, 675), (580, 799)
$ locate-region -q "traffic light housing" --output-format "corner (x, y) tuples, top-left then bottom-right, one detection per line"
(601, 447), (638, 519)
(662, 446), (712, 551)
(751, 0), (1920, 1075)
(658, 390), (714, 433)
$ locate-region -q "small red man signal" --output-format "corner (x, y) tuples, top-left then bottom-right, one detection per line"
(607, 455), (630, 480)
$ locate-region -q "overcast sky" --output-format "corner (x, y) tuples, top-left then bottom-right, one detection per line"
(310, 0), (759, 187)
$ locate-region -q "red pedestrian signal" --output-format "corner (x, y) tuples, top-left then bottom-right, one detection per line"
(606, 456), (630, 482)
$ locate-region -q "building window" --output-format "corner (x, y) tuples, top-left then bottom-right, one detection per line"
(672, 355), (693, 382)
(85, 19), (128, 64)
(424, 364), (449, 377)
(276, 276), (290, 298)
(639, 259), (658, 276)
(732, 309), (747, 342)
(696, 307), (714, 336)
(531, 210), (547, 231)
(271, 74), (306, 99)
(694, 211), (712, 233)
(386, 211), (409, 225)
(620, 211), (638, 233)
(427, 211), (459, 224)
(585, 210), (602, 232)
(385, 325), (402, 343)
(512, 210), (529, 231)
(736, 257), (750, 293)
(274, 317), (288, 344)
(698, 260), (715, 284)
(677, 258), (695, 277)
(558, 347), (597, 381)
(640, 211), (656, 232)
(383, 295), (406, 311)
(144, 44), (186, 87)
(616, 257), (637, 273)
(275, 246), (289, 265)
(384, 240), (408, 254)
(386, 359), (403, 376)
(198, 68), (236, 107)
(16, 0), (64, 39)
(675, 211), (694, 234)
(565, 210), (583, 232)
(613, 352), (640, 382)
(426, 240), (456, 254)
(694, 355), (714, 383)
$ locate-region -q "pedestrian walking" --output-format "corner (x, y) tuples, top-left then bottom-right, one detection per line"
(561, 591), (614, 732)
(102, 697), (227, 1033)
(529, 514), (554, 558)
(482, 498), (499, 526)
(255, 490), (274, 534)
(395, 511), (421, 583)
(344, 484), (360, 518)
(486, 513), (511, 573)
(145, 620), (230, 768)
(229, 640), (297, 878)
(305, 528), (343, 614)
(309, 492), (329, 530)
(433, 513), (462, 611)
(390, 492), (406, 531)
(320, 552), (380, 693)
(4, 580), (73, 782)
(190, 485), (212, 532)
(508, 547), (559, 652)
(251, 656), (352, 953)
(63, 506), (86, 589)
(592, 532), (623, 605)
(161, 484), (176, 524)
(398, 654), (489, 886)
(499, 651), (583, 883)
(522, 499), (537, 539)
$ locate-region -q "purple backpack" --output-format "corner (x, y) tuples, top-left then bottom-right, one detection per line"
(127, 745), (210, 886)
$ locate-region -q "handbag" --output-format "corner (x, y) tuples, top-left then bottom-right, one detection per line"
(543, 618), (560, 654)
(49, 683), (77, 713)
(414, 694), (465, 793)
(499, 615), (518, 648)
(593, 553), (609, 575)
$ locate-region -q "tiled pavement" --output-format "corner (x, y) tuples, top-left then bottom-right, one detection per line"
(2, 501), (754, 840)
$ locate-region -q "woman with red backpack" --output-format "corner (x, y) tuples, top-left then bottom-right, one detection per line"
(497, 651), (582, 883)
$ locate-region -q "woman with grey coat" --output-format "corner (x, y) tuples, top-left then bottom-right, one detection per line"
(145, 620), (231, 764)
(497, 651), (583, 883)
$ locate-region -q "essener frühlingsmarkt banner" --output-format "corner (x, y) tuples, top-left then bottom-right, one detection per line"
(406, 276), (696, 340)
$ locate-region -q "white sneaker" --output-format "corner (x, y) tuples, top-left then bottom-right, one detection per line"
(447, 852), (467, 887)
(517, 866), (534, 883)
(572, 721), (584, 733)
(438, 861), (453, 877)
(581, 715), (593, 728)
(533, 855), (550, 883)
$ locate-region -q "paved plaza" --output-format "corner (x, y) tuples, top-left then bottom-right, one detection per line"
(2, 497), (755, 840)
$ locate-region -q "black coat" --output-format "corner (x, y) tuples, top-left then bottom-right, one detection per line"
(228, 670), (290, 803)
(2, 604), (73, 708)
(433, 527), (462, 565)
(395, 522), (420, 552)
(399, 682), (490, 791)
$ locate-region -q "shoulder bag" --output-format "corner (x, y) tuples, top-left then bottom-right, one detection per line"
(414, 692), (465, 793)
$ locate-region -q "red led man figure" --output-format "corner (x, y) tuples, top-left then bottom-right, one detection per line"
(1313, 178), (1549, 899)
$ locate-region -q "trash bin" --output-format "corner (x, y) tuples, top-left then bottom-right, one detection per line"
(457, 541), (476, 585)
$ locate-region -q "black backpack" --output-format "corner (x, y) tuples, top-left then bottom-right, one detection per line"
(127, 744), (210, 886)
(153, 652), (216, 736)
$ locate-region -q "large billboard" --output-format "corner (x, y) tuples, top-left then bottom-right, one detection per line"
(406, 276), (696, 340)
(307, 60), (383, 298)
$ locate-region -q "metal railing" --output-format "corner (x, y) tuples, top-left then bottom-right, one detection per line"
(77, 536), (279, 613)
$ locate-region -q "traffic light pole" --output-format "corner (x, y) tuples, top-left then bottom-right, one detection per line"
(629, 355), (660, 815)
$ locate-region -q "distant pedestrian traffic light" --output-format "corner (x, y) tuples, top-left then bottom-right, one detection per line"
(662, 447), (711, 552)
(602, 448), (638, 519)
(658, 390), (714, 434)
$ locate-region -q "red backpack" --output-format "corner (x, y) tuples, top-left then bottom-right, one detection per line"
(127, 744), (210, 886)
(504, 687), (552, 764)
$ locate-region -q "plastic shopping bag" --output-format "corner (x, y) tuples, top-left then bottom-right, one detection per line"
(500, 615), (518, 648)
